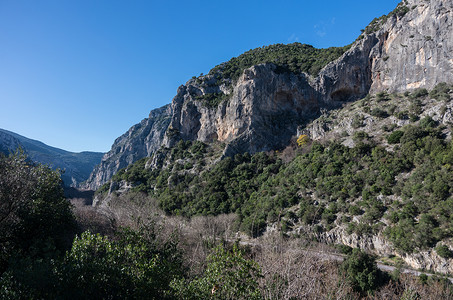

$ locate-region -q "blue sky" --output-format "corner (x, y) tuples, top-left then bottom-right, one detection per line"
(0, 0), (400, 153)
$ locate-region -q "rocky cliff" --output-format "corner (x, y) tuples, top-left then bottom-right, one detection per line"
(85, 0), (453, 189)
(369, 0), (453, 92)
(82, 104), (172, 190)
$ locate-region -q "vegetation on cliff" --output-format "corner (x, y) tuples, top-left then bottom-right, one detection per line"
(209, 43), (351, 82)
(2, 82), (453, 298)
(104, 83), (453, 251)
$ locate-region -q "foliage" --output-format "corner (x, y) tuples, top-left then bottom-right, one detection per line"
(429, 82), (452, 102)
(195, 92), (230, 108)
(340, 248), (381, 295)
(370, 107), (389, 118)
(0, 151), (75, 271)
(411, 88), (429, 99)
(1, 225), (184, 299)
(296, 134), (310, 147)
(363, 2), (410, 34)
(435, 245), (453, 259)
(106, 81), (453, 255)
(208, 43), (351, 82)
(171, 244), (262, 300)
(387, 130), (404, 144)
(59, 227), (183, 299)
(0, 151), (77, 298)
(111, 118), (453, 253)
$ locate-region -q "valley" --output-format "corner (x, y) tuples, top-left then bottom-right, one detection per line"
(1, 0), (453, 298)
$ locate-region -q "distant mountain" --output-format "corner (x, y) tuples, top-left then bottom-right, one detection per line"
(0, 128), (104, 187)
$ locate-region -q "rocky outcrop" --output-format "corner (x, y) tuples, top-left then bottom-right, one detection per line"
(369, 0), (453, 92)
(164, 1), (453, 157)
(164, 33), (382, 157)
(83, 104), (172, 190)
(319, 226), (453, 275)
(85, 0), (453, 189)
(164, 65), (323, 157)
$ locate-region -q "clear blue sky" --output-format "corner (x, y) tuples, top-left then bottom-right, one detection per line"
(0, 0), (400, 153)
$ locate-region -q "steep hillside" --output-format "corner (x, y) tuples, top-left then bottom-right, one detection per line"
(0, 129), (103, 187)
(97, 83), (453, 273)
(85, 0), (453, 189)
(89, 0), (453, 274)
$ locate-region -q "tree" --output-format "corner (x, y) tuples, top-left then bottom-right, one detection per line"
(172, 244), (263, 300)
(340, 248), (381, 295)
(0, 151), (76, 298)
(297, 134), (310, 147)
(0, 151), (75, 270)
(59, 226), (184, 299)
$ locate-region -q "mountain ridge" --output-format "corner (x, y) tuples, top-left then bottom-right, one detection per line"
(85, 0), (452, 191)
(88, 0), (453, 275)
(0, 128), (104, 187)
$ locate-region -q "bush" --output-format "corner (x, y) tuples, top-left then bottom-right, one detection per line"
(429, 82), (451, 101)
(60, 226), (183, 299)
(387, 130), (404, 144)
(435, 245), (453, 259)
(419, 116), (437, 128)
(411, 88), (429, 98)
(340, 249), (381, 295)
(171, 244), (262, 300)
(370, 108), (389, 118)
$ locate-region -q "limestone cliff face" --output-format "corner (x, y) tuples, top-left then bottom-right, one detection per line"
(83, 105), (172, 190)
(165, 0), (452, 156)
(164, 66), (322, 157)
(164, 33), (381, 157)
(85, 0), (452, 189)
(369, 0), (453, 92)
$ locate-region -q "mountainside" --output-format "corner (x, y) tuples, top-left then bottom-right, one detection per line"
(87, 0), (453, 275)
(82, 104), (172, 190)
(85, 0), (453, 190)
(0, 129), (104, 187)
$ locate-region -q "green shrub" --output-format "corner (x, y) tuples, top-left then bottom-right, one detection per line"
(60, 227), (183, 299)
(376, 92), (390, 102)
(171, 245), (262, 300)
(387, 130), (404, 144)
(370, 108), (389, 118)
(435, 245), (453, 259)
(429, 82), (452, 101)
(411, 88), (429, 98)
(340, 249), (380, 295)
(208, 43), (351, 82)
(419, 116), (437, 128)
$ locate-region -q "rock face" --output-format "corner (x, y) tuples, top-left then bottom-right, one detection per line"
(82, 104), (172, 190)
(85, 0), (453, 189)
(369, 0), (453, 92)
(0, 129), (104, 187)
(164, 65), (322, 157)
